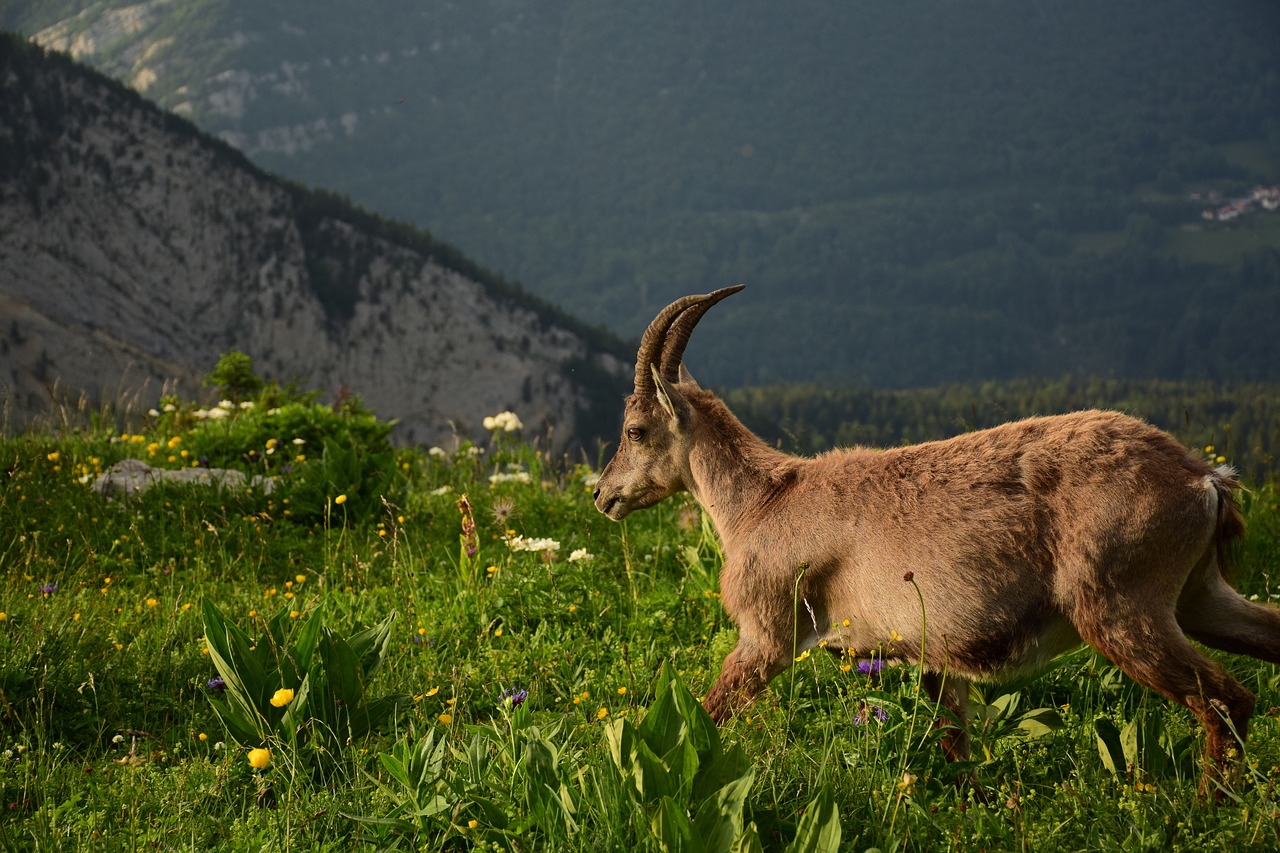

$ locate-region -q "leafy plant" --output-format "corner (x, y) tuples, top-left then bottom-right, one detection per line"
(605, 662), (841, 853)
(200, 600), (411, 765)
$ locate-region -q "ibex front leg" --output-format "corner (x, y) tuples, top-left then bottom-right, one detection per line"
(703, 639), (792, 724)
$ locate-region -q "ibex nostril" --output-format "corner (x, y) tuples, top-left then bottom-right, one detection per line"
(592, 486), (601, 501)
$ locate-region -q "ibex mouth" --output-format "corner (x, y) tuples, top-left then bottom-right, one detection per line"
(594, 492), (627, 520)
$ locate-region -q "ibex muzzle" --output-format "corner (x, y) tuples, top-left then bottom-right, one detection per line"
(594, 285), (1280, 799)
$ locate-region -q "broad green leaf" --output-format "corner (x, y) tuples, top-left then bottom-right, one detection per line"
(652, 795), (704, 853)
(631, 738), (676, 803)
(1094, 718), (1126, 777)
(694, 743), (753, 804)
(346, 612), (396, 679)
(319, 629), (365, 707)
(786, 784), (841, 853)
(730, 824), (765, 853)
(1015, 707), (1065, 739)
(692, 764), (755, 853)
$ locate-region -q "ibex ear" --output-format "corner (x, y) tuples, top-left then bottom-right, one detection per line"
(677, 363), (702, 389)
(651, 364), (690, 427)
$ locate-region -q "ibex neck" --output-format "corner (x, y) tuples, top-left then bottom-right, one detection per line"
(686, 394), (799, 538)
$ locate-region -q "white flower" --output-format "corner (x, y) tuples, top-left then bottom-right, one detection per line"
(214, 741), (226, 751)
(568, 549), (594, 562)
(239, 401), (254, 410)
(148, 408), (161, 417)
(112, 734), (124, 744)
(428, 446), (448, 459)
(429, 485), (452, 496)
(292, 438), (306, 445)
(483, 411), (523, 433)
(217, 400), (235, 410)
(489, 467), (532, 485)
(465, 446), (485, 457)
(163, 403), (177, 413)
(505, 533), (560, 553)
(581, 471), (601, 489)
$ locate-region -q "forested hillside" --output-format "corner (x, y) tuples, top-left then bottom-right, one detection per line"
(4, 0), (1279, 389)
(725, 378), (1280, 485)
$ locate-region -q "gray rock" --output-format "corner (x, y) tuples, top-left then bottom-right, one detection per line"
(91, 458), (275, 497)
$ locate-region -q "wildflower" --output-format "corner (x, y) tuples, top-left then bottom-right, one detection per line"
(438, 713), (453, 725)
(428, 446), (447, 459)
(247, 748), (270, 770)
(295, 574), (306, 584)
(457, 495), (478, 559)
(198, 732), (208, 742)
(0, 613), (6, 622)
(146, 598), (158, 608)
(596, 707), (609, 720)
(40, 583), (57, 597)
(489, 470), (532, 485)
(46, 452), (60, 462)
(167, 436), (181, 449)
(568, 549), (594, 562)
(856, 658), (885, 676)
(334, 494), (347, 505)
(617, 686), (627, 696)
(482, 411), (523, 433)
(206, 677), (226, 695)
(896, 772), (917, 795)
(270, 688), (295, 707)
(794, 649), (811, 662)
(854, 704), (889, 725)
(504, 533), (560, 553)
(468, 819), (479, 829)
(501, 687), (529, 710)
(112, 734), (125, 744)
(430, 485), (451, 496)
(890, 630), (903, 643)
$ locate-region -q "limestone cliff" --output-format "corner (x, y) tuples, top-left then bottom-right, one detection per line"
(0, 37), (629, 447)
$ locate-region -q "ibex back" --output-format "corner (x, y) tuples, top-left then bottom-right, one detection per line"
(593, 285), (1280, 799)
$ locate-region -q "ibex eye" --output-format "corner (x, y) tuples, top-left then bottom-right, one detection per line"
(626, 427), (644, 441)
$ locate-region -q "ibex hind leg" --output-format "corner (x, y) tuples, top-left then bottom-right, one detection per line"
(1177, 568), (1280, 663)
(1075, 608), (1254, 799)
(703, 641), (791, 725)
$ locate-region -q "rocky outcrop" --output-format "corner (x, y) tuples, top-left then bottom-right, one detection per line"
(0, 37), (628, 447)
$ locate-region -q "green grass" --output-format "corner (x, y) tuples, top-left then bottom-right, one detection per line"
(2, 388), (1280, 851)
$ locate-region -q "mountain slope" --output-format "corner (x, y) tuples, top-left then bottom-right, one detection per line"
(0, 34), (630, 446)
(3, 1), (1280, 388)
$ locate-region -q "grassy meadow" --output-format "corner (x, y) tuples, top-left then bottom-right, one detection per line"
(3, 368), (1280, 852)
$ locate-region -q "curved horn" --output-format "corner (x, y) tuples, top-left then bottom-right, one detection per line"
(633, 291), (717, 396)
(660, 285), (745, 384)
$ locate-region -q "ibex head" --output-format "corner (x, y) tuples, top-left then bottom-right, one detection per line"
(593, 285), (744, 520)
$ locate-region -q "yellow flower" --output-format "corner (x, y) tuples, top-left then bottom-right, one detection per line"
(198, 732), (208, 742)
(289, 610), (300, 619)
(467, 819), (479, 829)
(46, 452), (60, 462)
(890, 630), (903, 642)
(0, 612), (6, 622)
(270, 688), (295, 707)
(438, 713), (453, 725)
(493, 627), (503, 637)
(247, 748), (271, 770)
(794, 649), (811, 662)
(617, 687), (627, 696)
(596, 707), (609, 720)
(146, 598), (158, 608)
(295, 574), (306, 584)
(167, 436), (181, 449)
(334, 494), (347, 505)
(425, 686), (440, 697)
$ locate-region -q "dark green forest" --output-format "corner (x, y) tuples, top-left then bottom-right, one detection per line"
(723, 377), (1280, 485)
(3, 0), (1278, 391)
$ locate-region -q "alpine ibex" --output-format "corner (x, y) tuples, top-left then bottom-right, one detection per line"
(594, 285), (1280, 797)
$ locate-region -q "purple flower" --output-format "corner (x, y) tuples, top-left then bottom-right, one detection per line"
(854, 703), (888, 726)
(39, 583), (58, 596)
(206, 676), (226, 695)
(500, 687), (528, 709)
(856, 657), (885, 676)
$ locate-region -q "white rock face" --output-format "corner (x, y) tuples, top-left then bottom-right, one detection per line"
(0, 42), (627, 449)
